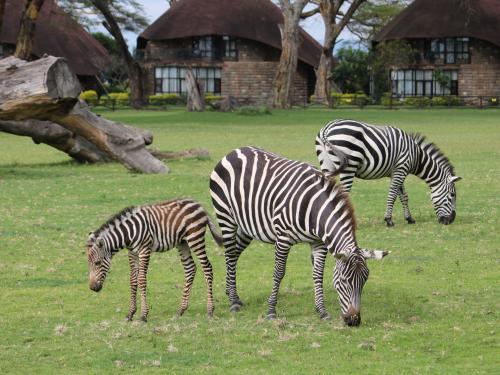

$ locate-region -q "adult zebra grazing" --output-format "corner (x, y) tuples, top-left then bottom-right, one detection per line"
(210, 146), (389, 326)
(87, 198), (222, 322)
(316, 119), (461, 226)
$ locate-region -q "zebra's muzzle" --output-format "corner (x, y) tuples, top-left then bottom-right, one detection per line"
(343, 313), (361, 326)
(438, 210), (456, 225)
(89, 281), (103, 292)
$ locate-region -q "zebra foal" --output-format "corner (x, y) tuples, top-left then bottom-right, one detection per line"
(316, 119), (461, 226)
(210, 146), (389, 326)
(87, 198), (222, 322)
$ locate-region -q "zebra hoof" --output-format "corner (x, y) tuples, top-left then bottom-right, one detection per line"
(407, 217), (416, 224)
(176, 308), (186, 317)
(267, 313), (277, 320)
(125, 315), (133, 322)
(384, 218), (394, 227)
(207, 311), (214, 319)
(140, 317), (148, 323)
(320, 312), (331, 321)
(229, 303), (241, 313)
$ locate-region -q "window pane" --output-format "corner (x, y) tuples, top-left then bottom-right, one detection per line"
(425, 81), (432, 95)
(215, 68), (221, 79)
(446, 53), (455, 64)
(405, 70), (412, 80)
(397, 71), (404, 80)
(179, 68), (185, 78)
(155, 68), (162, 78)
(397, 81), (404, 95)
(162, 79), (169, 93)
(424, 70), (433, 80)
(416, 81), (423, 95)
(415, 70), (424, 80)
(391, 70), (397, 80)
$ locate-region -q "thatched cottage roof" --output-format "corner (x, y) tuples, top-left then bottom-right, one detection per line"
(373, 0), (500, 48)
(0, 0), (110, 76)
(138, 0), (322, 68)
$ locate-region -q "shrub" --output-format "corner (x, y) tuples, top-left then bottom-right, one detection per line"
(381, 93), (402, 107)
(108, 92), (129, 105)
(205, 95), (224, 105)
(431, 96), (461, 106)
(488, 97), (499, 106)
(331, 92), (369, 107)
(403, 96), (431, 107)
(79, 90), (98, 103)
(237, 106), (272, 116)
(148, 93), (183, 106)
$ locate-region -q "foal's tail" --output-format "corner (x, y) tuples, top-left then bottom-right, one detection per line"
(207, 216), (224, 246)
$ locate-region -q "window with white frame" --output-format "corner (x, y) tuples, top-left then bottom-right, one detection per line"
(155, 66), (222, 95)
(391, 69), (458, 97)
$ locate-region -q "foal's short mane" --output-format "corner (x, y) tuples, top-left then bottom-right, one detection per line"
(410, 133), (455, 175)
(94, 206), (137, 236)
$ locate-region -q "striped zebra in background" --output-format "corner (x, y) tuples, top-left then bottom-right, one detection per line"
(87, 198), (222, 322)
(210, 146), (389, 326)
(316, 119), (461, 226)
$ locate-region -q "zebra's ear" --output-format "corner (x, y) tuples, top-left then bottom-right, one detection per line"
(360, 249), (391, 260)
(448, 176), (462, 183)
(87, 232), (96, 246)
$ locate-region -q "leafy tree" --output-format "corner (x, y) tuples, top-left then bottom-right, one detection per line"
(302, 0), (367, 106)
(92, 32), (128, 92)
(348, 0), (411, 46)
(370, 39), (415, 102)
(332, 47), (370, 93)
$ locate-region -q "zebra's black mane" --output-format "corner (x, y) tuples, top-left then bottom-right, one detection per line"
(411, 133), (455, 175)
(94, 206), (137, 237)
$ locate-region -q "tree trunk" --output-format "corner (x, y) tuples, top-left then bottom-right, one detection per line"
(313, 0), (366, 106)
(0, 55), (167, 173)
(90, 0), (146, 109)
(0, 0), (6, 34)
(273, 0), (308, 109)
(0, 119), (109, 163)
(185, 67), (205, 112)
(14, 0), (45, 60)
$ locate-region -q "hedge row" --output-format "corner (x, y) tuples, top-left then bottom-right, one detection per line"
(79, 91), (223, 106)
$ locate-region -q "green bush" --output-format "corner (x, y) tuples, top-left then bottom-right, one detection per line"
(381, 93), (402, 107)
(403, 96), (431, 107)
(430, 96), (461, 106)
(331, 92), (369, 107)
(488, 97), (499, 106)
(237, 106), (272, 116)
(205, 95), (224, 105)
(79, 90), (98, 102)
(107, 92), (129, 105)
(148, 93), (183, 106)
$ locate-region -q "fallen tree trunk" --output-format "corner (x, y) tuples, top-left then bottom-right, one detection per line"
(0, 118), (109, 163)
(149, 148), (210, 160)
(0, 55), (168, 173)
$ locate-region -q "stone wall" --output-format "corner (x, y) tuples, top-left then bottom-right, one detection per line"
(139, 37), (313, 106)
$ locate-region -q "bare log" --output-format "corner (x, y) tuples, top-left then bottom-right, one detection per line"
(0, 119), (108, 163)
(0, 55), (168, 173)
(185, 67), (205, 112)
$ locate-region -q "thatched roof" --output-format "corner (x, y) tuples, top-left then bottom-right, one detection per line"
(373, 0), (500, 48)
(138, 0), (322, 68)
(0, 0), (110, 76)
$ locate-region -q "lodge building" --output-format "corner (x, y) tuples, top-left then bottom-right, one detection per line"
(373, 0), (500, 103)
(137, 0), (322, 106)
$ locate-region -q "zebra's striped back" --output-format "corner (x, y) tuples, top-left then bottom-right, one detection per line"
(316, 119), (461, 225)
(210, 146), (355, 251)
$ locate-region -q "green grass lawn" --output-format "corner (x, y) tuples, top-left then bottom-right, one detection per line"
(0, 107), (499, 374)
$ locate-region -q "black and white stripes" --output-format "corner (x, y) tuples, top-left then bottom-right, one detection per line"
(210, 146), (388, 325)
(87, 199), (222, 321)
(316, 119), (461, 226)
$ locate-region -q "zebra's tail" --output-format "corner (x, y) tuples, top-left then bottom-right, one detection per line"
(207, 216), (224, 247)
(322, 137), (349, 177)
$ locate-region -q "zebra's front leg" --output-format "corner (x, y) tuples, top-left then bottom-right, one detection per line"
(137, 249), (151, 322)
(399, 185), (416, 224)
(177, 243), (197, 317)
(126, 251), (139, 321)
(311, 244), (330, 320)
(384, 172), (406, 227)
(267, 239), (291, 320)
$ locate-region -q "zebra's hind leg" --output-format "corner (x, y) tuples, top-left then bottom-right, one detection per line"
(176, 242), (197, 317)
(399, 185), (416, 224)
(138, 248), (152, 322)
(384, 171), (407, 227)
(186, 236), (214, 317)
(267, 238), (291, 320)
(126, 251), (139, 321)
(311, 243), (331, 321)
(225, 229), (252, 312)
